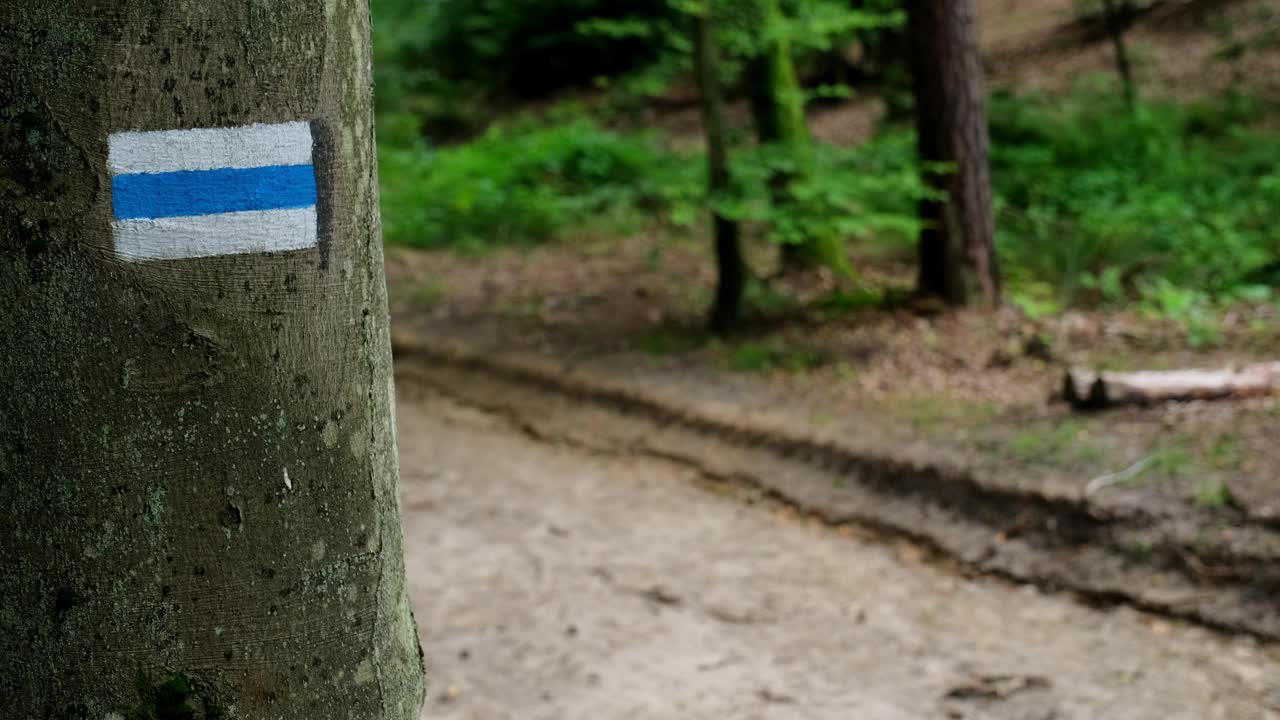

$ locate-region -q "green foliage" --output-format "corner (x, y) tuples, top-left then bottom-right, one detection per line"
(378, 107), (925, 256)
(724, 337), (824, 372)
(1145, 442), (1194, 478)
(634, 328), (706, 355)
(378, 115), (685, 250)
(371, 0), (902, 138)
(1136, 278), (1224, 348)
(716, 0), (901, 61)
(1195, 479), (1236, 510)
(373, 0), (1280, 327)
(817, 287), (888, 315)
(1009, 419), (1104, 465)
(1205, 433), (1243, 471)
(892, 395), (997, 431)
(991, 89), (1280, 320)
(720, 132), (929, 252)
(373, 0), (673, 102)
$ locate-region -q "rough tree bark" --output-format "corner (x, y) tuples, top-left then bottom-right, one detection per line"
(908, 0), (1002, 306)
(0, 2), (425, 718)
(693, 8), (745, 335)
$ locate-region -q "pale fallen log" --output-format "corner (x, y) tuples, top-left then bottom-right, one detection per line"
(1063, 363), (1280, 410)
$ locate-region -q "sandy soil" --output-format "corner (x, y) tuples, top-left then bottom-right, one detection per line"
(386, 232), (1280, 524)
(396, 381), (1280, 720)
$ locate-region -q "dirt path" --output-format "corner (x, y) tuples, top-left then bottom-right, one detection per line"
(397, 381), (1280, 720)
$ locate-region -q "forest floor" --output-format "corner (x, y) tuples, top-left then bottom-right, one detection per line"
(395, 378), (1280, 719)
(386, 0), (1280, 708)
(386, 234), (1280, 640)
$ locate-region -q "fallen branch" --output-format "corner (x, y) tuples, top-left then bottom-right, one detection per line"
(1064, 363), (1280, 410)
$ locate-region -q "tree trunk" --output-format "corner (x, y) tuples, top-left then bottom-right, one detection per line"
(1101, 0), (1138, 110)
(747, 0), (847, 275)
(0, 2), (425, 718)
(908, 0), (1002, 306)
(693, 9), (745, 335)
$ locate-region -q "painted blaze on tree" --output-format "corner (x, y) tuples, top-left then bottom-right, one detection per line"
(0, 2), (425, 718)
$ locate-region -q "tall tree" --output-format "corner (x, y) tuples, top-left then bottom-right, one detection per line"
(908, 0), (1002, 306)
(0, 2), (425, 717)
(693, 4), (746, 334)
(746, 0), (846, 274)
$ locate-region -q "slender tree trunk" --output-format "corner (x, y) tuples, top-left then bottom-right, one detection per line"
(1101, 0), (1138, 111)
(747, 0), (846, 274)
(696, 11), (747, 335)
(693, 9), (745, 335)
(696, 9), (747, 333)
(908, 0), (1002, 306)
(0, 2), (425, 717)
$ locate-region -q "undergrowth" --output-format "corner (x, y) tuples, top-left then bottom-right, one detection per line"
(377, 110), (926, 255)
(378, 88), (1280, 331)
(377, 113), (684, 251)
(989, 88), (1280, 325)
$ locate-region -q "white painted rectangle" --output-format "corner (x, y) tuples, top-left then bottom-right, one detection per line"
(111, 207), (318, 262)
(108, 121), (314, 175)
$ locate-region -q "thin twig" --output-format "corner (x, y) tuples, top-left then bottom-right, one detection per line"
(1085, 455), (1155, 496)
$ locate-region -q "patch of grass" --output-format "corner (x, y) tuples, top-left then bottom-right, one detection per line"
(1205, 432), (1243, 471)
(724, 339), (825, 373)
(817, 287), (887, 316)
(833, 361), (859, 382)
(1141, 441), (1196, 479)
(1008, 283), (1061, 320)
(1108, 435), (1246, 495)
(893, 395), (998, 432)
(633, 328), (703, 356)
(1008, 419), (1104, 465)
(744, 279), (802, 317)
(1138, 279), (1225, 348)
(1194, 479), (1236, 510)
(897, 396), (958, 429)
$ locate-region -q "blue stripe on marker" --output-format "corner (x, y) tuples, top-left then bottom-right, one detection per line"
(112, 164), (317, 220)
